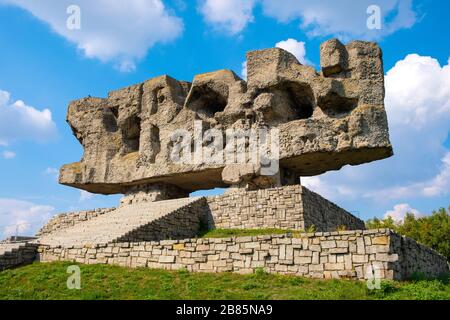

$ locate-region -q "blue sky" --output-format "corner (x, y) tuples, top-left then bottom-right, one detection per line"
(0, 0), (449, 237)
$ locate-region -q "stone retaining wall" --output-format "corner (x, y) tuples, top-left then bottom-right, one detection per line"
(300, 187), (365, 231)
(206, 185), (304, 230)
(36, 185), (365, 240)
(391, 233), (449, 279)
(36, 208), (115, 237)
(37, 229), (448, 280)
(206, 185), (365, 232)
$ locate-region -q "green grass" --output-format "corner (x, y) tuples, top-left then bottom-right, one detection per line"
(199, 228), (297, 238)
(0, 262), (448, 300)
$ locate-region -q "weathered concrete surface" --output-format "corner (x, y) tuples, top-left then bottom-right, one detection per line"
(60, 39), (392, 196)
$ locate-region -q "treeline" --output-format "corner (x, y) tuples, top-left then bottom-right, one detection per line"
(366, 206), (450, 260)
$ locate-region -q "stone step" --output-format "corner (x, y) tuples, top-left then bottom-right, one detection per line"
(36, 197), (204, 247)
(0, 242), (38, 271)
(0, 243), (24, 256)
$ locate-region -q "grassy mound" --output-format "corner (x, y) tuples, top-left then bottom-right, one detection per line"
(0, 262), (448, 300)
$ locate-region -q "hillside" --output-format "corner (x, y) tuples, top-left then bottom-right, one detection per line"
(0, 262), (448, 300)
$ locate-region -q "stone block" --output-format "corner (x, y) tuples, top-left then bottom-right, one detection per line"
(353, 254), (368, 263)
(336, 240), (349, 248)
(239, 249), (253, 255)
(322, 241), (337, 249)
(372, 236), (389, 245)
(357, 238), (365, 254)
(376, 253), (398, 262)
(329, 248), (348, 254)
(158, 255), (175, 264)
(320, 38), (347, 76)
(325, 263), (345, 271)
(295, 256), (312, 264)
(173, 243), (185, 250)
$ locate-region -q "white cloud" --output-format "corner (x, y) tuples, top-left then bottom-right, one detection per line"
(241, 61), (247, 80)
(301, 176), (336, 200)
(199, 0), (257, 34)
(1, 0), (183, 71)
(3, 220), (30, 237)
(303, 54), (450, 212)
(117, 59), (137, 73)
(366, 151), (450, 200)
(366, 55), (450, 199)
(384, 203), (422, 222)
(0, 199), (54, 238)
(422, 152), (450, 196)
(275, 38), (308, 64)
(79, 190), (95, 202)
(198, 0), (417, 39)
(261, 0), (417, 40)
(0, 90), (57, 144)
(2, 150), (16, 159)
(385, 54), (450, 129)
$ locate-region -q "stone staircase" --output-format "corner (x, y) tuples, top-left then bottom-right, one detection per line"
(0, 242), (38, 270)
(36, 197), (206, 247)
(0, 242), (23, 256)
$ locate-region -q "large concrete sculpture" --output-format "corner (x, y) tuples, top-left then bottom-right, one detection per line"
(60, 39), (392, 201)
(3, 40), (448, 281)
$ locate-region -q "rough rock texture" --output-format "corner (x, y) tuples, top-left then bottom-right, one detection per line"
(37, 230), (448, 280)
(60, 39), (392, 197)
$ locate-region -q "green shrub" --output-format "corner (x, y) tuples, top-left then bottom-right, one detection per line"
(366, 206), (450, 260)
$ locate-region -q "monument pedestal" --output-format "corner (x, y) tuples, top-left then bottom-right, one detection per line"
(120, 183), (189, 206)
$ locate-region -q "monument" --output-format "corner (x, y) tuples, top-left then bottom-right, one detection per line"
(1, 39), (447, 280)
(59, 38), (392, 202)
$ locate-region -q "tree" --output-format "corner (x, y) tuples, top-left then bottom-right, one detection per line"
(366, 206), (450, 260)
